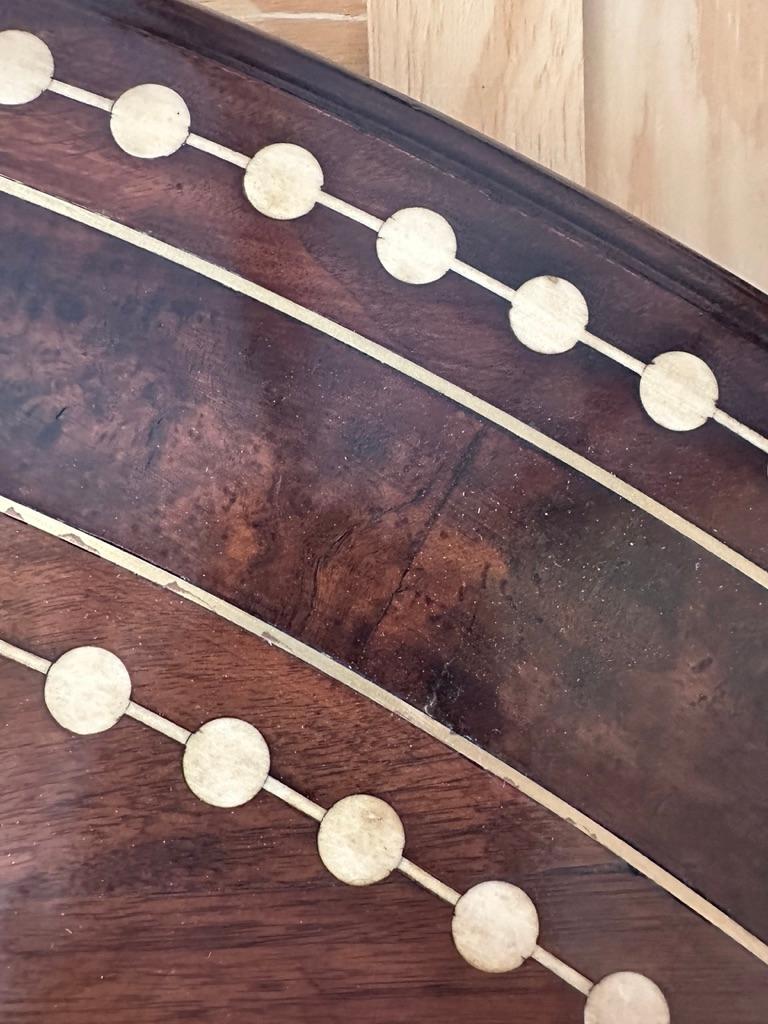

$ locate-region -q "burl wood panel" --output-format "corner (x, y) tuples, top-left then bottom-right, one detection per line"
(2, 517), (768, 1023)
(0, 0), (767, 949)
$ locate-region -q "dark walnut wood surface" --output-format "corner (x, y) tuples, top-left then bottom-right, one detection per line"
(1, 517), (767, 1023)
(0, 1), (766, 1016)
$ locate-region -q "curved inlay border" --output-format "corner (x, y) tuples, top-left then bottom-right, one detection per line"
(2, 637), (613, 1008)
(2, 24), (768, 993)
(0, 174), (765, 593)
(2, 29), (766, 460)
(2, 495), (767, 974)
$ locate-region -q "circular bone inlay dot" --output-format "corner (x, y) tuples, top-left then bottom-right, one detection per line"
(0, 30), (54, 106)
(639, 350), (718, 431)
(451, 880), (539, 972)
(183, 717), (270, 808)
(509, 275), (589, 354)
(244, 143), (324, 220)
(584, 971), (670, 1024)
(376, 207), (457, 284)
(44, 646), (132, 735)
(110, 84), (191, 159)
(317, 793), (405, 886)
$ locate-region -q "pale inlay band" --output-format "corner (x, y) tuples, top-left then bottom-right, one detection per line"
(0, 30), (761, 459)
(0, 28), (766, 980)
(0, 635), (613, 1007)
(0, 175), (764, 598)
(2, 496), (766, 977)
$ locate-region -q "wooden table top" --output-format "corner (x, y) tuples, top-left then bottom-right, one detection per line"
(0, 2), (766, 1021)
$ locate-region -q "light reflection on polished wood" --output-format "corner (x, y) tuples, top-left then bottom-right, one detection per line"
(199, 0), (768, 290)
(0, 4), (767, 1020)
(3, 495), (768, 972)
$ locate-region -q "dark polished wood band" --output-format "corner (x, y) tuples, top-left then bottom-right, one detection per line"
(3, 516), (767, 1022)
(0, 2), (766, 1020)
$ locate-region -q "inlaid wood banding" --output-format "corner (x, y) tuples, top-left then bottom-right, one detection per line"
(0, 9), (766, 1021)
(1, 26), (764, 459)
(3, 517), (767, 1022)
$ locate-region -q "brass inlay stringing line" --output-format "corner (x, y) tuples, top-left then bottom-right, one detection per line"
(0, 174), (765, 597)
(2, 496), (767, 971)
(0, 636), (592, 997)
(42, 74), (768, 457)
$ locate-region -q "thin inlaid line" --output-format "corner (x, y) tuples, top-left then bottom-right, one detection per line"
(1, 634), (592, 996)
(713, 408), (768, 455)
(398, 857), (461, 905)
(40, 76), (768, 458)
(532, 946), (594, 995)
(2, 498), (767, 968)
(0, 638), (52, 674)
(263, 775), (326, 822)
(315, 197), (521, 305)
(0, 174), (764, 595)
(451, 257), (518, 302)
(186, 132), (250, 168)
(317, 191), (384, 230)
(126, 700), (192, 744)
(581, 329), (646, 375)
(48, 79), (114, 111)
(4, 649), (194, 743)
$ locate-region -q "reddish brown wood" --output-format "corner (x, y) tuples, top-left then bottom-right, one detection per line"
(1, 147), (766, 938)
(0, 3), (766, 1014)
(2, 516), (767, 1023)
(1, 0), (766, 565)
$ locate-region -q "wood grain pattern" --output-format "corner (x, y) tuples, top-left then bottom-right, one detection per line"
(0, 22), (765, 950)
(584, 0), (768, 291)
(0, 3), (767, 1017)
(367, 0), (768, 288)
(0, 0), (767, 943)
(201, 0), (764, 289)
(368, 0), (586, 184)
(193, 0), (369, 75)
(2, 516), (768, 1023)
(5, 492), (767, 969)
(5, 171), (764, 586)
(198, 0), (364, 12)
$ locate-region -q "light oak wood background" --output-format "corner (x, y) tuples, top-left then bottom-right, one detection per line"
(194, 0), (768, 292)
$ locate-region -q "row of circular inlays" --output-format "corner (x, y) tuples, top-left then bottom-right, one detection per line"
(42, 644), (671, 1023)
(0, 29), (722, 435)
